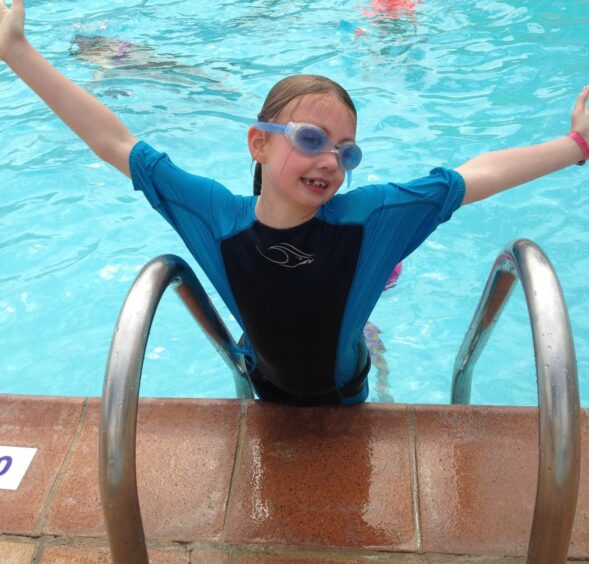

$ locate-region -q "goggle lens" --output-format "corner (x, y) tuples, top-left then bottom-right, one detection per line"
(292, 124), (362, 171)
(339, 143), (362, 170)
(295, 125), (329, 154)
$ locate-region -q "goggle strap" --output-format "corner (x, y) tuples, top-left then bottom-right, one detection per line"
(253, 121), (287, 135)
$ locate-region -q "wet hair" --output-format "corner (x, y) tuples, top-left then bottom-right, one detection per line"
(253, 75), (357, 196)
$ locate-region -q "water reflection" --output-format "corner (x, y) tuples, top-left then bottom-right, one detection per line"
(242, 405), (414, 546)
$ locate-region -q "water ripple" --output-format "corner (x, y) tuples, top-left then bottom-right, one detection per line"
(1, 0), (587, 403)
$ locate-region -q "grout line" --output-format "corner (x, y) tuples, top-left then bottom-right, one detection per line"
(220, 399), (250, 542)
(30, 535), (56, 564)
(227, 544), (237, 564)
(407, 404), (422, 552)
(34, 398), (89, 536)
(7, 532), (589, 562)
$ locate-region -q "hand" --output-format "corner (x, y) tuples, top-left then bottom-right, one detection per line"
(571, 85), (589, 141)
(0, 0), (25, 62)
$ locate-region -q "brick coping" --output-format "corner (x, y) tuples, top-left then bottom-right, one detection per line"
(0, 395), (587, 563)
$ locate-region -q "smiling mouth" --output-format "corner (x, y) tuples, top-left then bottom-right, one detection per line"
(302, 177), (328, 190)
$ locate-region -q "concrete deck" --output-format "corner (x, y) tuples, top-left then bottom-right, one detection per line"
(0, 395), (587, 563)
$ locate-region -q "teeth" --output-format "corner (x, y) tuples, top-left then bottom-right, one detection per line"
(304, 178), (327, 189)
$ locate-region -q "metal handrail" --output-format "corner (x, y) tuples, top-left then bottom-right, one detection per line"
(99, 254), (253, 564)
(451, 239), (580, 564)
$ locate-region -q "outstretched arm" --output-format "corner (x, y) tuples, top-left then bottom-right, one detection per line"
(0, 0), (136, 176)
(457, 86), (589, 205)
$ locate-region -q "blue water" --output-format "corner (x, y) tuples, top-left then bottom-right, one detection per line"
(0, 0), (587, 406)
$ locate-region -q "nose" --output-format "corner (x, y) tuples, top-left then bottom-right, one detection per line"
(317, 149), (339, 171)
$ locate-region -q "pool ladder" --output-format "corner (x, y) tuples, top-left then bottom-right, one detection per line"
(99, 255), (253, 564)
(99, 239), (580, 564)
(451, 239), (580, 563)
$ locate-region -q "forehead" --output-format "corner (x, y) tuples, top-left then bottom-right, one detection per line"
(276, 94), (357, 136)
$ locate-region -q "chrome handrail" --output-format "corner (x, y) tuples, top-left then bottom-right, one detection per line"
(99, 254), (253, 564)
(451, 239), (580, 564)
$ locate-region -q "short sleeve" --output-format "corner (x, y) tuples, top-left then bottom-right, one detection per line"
(128, 141), (257, 312)
(129, 140), (244, 239)
(373, 166), (465, 260)
(377, 166), (465, 222)
(321, 166), (465, 298)
(324, 166), (464, 226)
(403, 167), (465, 221)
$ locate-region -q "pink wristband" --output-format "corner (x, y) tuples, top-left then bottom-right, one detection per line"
(567, 131), (589, 166)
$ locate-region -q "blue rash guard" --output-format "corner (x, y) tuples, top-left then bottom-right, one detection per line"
(130, 141), (465, 406)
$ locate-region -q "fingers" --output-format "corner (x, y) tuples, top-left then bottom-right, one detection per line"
(571, 86), (589, 140)
(573, 85), (589, 114)
(0, 0), (24, 13)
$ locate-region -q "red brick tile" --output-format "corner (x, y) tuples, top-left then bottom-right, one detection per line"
(225, 402), (415, 551)
(415, 405), (539, 556)
(235, 553), (427, 563)
(40, 544), (112, 563)
(425, 558), (524, 563)
(189, 547), (231, 563)
(147, 549), (190, 564)
(416, 406), (589, 559)
(43, 398), (241, 541)
(569, 409), (589, 558)
(41, 544), (189, 563)
(0, 540), (37, 563)
(0, 395), (85, 535)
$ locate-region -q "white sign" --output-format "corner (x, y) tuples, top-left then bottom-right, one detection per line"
(0, 446), (37, 490)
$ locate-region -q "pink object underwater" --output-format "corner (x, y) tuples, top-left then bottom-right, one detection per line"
(365, 0), (422, 19)
(384, 261), (403, 291)
(364, 262), (403, 367)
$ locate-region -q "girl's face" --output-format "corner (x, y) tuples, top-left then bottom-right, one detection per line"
(251, 93), (357, 225)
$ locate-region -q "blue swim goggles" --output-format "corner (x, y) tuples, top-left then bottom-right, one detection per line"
(253, 121), (363, 173)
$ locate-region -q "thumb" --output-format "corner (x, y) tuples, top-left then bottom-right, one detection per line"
(10, 0), (24, 16)
(572, 85), (589, 117)
(570, 85), (589, 140)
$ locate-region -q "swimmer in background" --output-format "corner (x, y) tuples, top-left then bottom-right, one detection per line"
(338, 0), (423, 60)
(70, 34), (191, 72)
(364, 0), (423, 21)
(70, 33), (228, 95)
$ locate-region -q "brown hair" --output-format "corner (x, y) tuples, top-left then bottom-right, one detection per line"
(253, 75), (357, 196)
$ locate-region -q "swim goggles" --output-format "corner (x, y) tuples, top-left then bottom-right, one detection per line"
(253, 121), (363, 172)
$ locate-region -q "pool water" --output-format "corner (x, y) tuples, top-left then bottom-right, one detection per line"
(1, 0), (587, 406)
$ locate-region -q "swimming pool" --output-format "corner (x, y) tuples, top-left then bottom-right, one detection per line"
(1, 0), (587, 406)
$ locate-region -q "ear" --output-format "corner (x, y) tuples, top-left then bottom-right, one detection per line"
(248, 126), (268, 164)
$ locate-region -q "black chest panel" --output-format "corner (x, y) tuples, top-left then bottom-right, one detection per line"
(221, 218), (363, 395)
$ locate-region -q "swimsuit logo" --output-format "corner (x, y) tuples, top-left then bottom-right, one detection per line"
(257, 243), (315, 268)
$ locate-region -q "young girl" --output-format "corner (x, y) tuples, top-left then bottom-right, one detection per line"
(2, 0), (588, 406)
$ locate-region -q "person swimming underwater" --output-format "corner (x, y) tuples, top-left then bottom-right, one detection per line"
(69, 34), (230, 94)
(365, 0), (423, 20)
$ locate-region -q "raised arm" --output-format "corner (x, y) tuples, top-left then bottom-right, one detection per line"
(457, 85), (589, 205)
(0, 0), (136, 176)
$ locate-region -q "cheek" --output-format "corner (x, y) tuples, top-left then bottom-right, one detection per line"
(271, 146), (304, 179)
